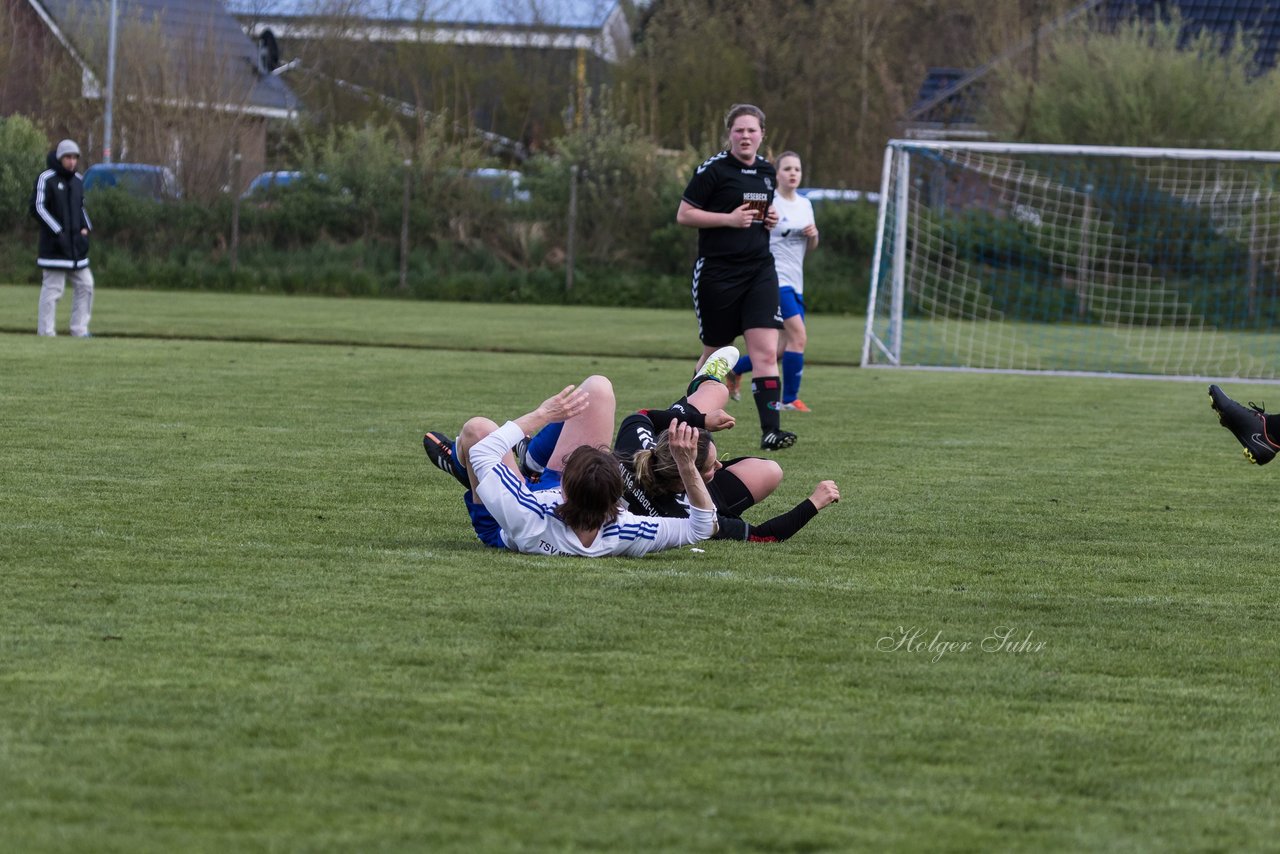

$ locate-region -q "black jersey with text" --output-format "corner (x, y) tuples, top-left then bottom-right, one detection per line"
(681, 151), (776, 261)
(613, 408), (758, 542)
(615, 411), (690, 519)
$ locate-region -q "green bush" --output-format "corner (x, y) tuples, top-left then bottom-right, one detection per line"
(523, 100), (693, 271)
(0, 115), (49, 232)
(0, 113), (881, 311)
(984, 15), (1280, 149)
(802, 199), (879, 312)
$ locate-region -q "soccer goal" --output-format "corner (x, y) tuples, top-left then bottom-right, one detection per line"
(862, 140), (1280, 380)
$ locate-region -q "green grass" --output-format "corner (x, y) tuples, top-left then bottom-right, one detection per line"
(871, 316), (1280, 378)
(0, 284), (863, 364)
(3, 287), (1279, 851)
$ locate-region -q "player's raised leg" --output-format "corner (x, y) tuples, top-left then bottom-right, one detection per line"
(546, 374), (616, 471)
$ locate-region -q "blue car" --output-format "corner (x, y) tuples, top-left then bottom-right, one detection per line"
(798, 187), (879, 204)
(243, 171), (311, 198)
(83, 163), (180, 200)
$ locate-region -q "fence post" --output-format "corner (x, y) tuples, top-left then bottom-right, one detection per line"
(566, 163), (579, 293)
(400, 158), (412, 293)
(230, 152), (241, 275)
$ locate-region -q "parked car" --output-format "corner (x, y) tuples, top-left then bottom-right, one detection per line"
(465, 168), (530, 203)
(83, 163), (180, 200)
(798, 187), (879, 204)
(242, 170), (313, 198)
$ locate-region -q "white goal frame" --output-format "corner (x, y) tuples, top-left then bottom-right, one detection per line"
(862, 140), (1280, 382)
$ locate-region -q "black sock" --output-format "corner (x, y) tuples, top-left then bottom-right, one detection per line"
(645, 398), (707, 430)
(747, 499), (820, 543)
(752, 375), (782, 433)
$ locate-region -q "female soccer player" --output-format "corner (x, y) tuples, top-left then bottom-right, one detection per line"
(726, 151), (819, 412)
(424, 349), (839, 546)
(676, 103), (795, 451)
(614, 372), (840, 542)
(452, 375), (717, 557)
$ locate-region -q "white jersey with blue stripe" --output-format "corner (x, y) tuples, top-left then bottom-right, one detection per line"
(768, 193), (815, 295)
(471, 421), (716, 557)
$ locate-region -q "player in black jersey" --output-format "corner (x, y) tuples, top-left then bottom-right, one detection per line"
(613, 370), (840, 544)
(677, 103), (796, 452)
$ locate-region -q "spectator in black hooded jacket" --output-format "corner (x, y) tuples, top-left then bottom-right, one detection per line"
(33, 139), (94, 337)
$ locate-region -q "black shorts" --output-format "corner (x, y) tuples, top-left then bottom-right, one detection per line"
(707, 459), (758, 518)
(691, 255), (782, 347)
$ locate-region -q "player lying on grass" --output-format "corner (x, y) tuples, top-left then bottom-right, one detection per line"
(425, 348), (839, 545)
(1209, 384), (1280, 465)
(612, 357), (839, 542)
(450, 374), (717, 557)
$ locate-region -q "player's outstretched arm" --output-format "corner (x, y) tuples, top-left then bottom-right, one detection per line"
(742, 480), (840, 543)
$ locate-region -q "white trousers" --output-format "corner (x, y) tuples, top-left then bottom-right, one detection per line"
(38, 267), (95, 337)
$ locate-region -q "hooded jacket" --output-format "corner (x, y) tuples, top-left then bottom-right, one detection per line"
(33, 150), (91, 269)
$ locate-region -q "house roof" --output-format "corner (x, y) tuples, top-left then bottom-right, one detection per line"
(227, 0), (633, 62)
(227, 0), (621, 30)
(906, 0), (1280, 133)
(1098, 0), (1280, 71)
(31, 0), (298, 118)
(910, 68), (983, 128)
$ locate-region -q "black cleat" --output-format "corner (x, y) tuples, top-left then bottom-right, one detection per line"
(423, 431), (470, 486)
(760, 429), (797, 451)
(513, 436), (541, 483)
(1209, 385), (1278, 465)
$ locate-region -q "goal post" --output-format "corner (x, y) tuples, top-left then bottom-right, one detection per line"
(862, 140), (1280, 380)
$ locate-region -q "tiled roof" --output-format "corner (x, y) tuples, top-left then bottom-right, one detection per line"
(35, 0), (298, 116)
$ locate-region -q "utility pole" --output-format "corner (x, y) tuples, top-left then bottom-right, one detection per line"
(103, 0), (118, 162)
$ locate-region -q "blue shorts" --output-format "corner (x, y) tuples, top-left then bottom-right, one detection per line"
(779, 286), (806, 322)
(464, 469), (562, 549)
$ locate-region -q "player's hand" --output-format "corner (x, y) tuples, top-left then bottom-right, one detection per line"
(537, 385), (589, 423)
(704, 408), (735, 432)
(763, 204), (780, 229)
(727, 204), (757, 229)
(808, 480), (840, 510)
(668, 421), (699, 467)
(706, 409), (737, 435)
(802, 224), (818, 239)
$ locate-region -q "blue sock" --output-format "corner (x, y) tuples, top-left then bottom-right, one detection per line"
(782, 351), (804, 403)
(733, 355), (752, 376)
(526, 421), (563, 471)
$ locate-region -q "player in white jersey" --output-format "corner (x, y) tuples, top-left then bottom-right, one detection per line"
(726, 151), (819, 411)
(456, 376), (717, 557)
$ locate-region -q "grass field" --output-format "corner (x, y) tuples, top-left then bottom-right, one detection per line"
(3, 285), (1279, 851)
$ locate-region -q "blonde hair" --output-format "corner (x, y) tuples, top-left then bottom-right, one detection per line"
(630, 429), (712, 498)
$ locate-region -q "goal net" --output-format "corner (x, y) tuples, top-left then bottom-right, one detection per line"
(862, 141), (1280, 380)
